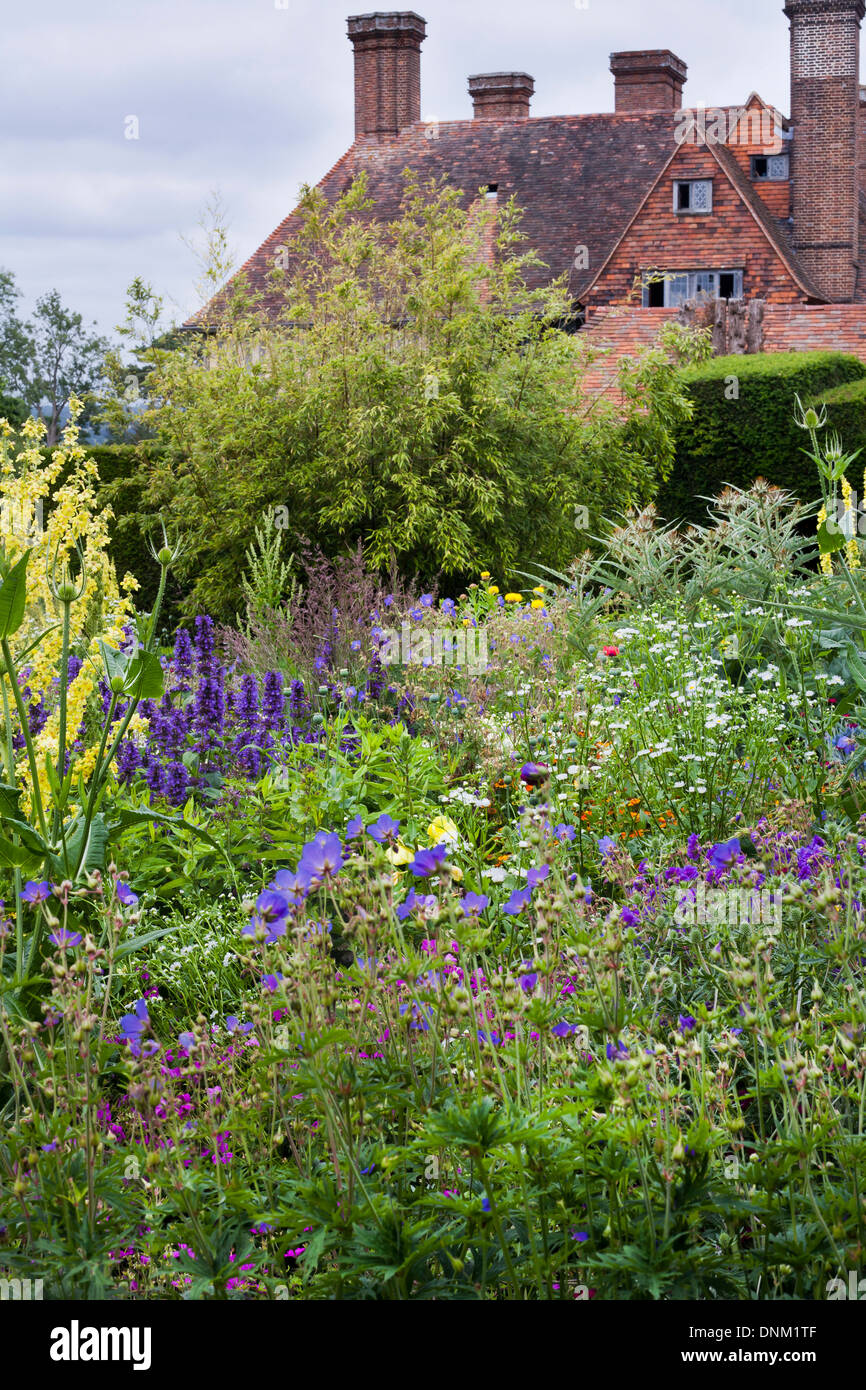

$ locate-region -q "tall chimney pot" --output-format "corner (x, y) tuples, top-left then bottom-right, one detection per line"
(347, 12), (427, 141)
(784, 0), (865, 301)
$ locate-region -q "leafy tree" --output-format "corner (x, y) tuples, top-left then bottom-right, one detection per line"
(100, 277), (186, 441)
(137, 175), (698, 617)
(0, 269), (107, 443)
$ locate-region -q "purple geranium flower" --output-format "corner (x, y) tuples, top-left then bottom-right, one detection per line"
(597, 837), (616, 858)
(606, 1039), (629, 1062)
(120, 1000), (149, 1056)
(116, 883), (139, 907)
(678, 1014), (697, 1034)
(298, 832), (343, 881)
(519, 963), (539, 993)
(519, 762), (549, 787)
(49, 927), (82, 950)
(255, 889), (291, 923)
(366, 813), (400, 844)
(707, 837), (741, 873)
(502, 887), (532, 915)
(526, 864), (551, 889)
(459, 892), (489, 916)
(409, 844), (448, 877)
(226, 1016), (254, 1035)
(20, 880), (52, 905)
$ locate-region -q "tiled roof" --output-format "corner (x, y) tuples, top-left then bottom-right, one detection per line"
(191, 106), (828, 325)
(191, 112), (690, 324)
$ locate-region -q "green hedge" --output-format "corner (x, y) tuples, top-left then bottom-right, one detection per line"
(810, 376), (866, 460)
(657, 351), (866, 525)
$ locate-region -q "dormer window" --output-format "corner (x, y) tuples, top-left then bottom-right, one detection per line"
(751, 154), (789, 181)
(673, 179), (713, 214)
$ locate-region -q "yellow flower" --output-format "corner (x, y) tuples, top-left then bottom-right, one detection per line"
(428, 814), (460, 848)
(449, 864), (464, 883)
(817, 504), (833, 576)
(480, 571), (491, 581)
(0, 403), (136, 811)
(386, 839), (414, 866)
(504, 592), (523, 603)
(487, 586), (499, 596)
(532, 585), (544, 595)
(531, 599), (544, 610)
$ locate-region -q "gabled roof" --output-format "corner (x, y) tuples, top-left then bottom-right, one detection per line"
(575, 135), (827, 304)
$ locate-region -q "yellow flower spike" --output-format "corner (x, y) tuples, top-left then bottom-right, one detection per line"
(0, 399), (137, 813)
(817, 504), (833, 576)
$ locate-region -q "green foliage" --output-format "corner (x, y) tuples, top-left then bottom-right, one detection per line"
(810, 375), (866, 459)
(240, 510), (298, 622)
(137, 176), (696, 618)
(658, 351), (866, 525)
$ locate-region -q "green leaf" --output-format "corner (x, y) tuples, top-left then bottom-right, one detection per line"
(0, 817), (49, 855)
(97, 640), (128, 685)
(817, 519), (846, 556)
(0, 834), (43, 871)
(110, 804), (223, 854)
(0, 780), (23, 820)
(0, 549), (30, 639)
(124, 649), (164, 699)
(61, 811), (110, 877)
(114, 924), (183, 959)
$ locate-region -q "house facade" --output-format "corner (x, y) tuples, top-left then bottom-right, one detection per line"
(208, 3), (866, 370)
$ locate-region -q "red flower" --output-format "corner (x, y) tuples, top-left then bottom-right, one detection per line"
(602, 646), (619, 658)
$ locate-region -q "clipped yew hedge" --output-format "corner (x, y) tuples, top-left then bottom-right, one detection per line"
(657, 351), (866, 525)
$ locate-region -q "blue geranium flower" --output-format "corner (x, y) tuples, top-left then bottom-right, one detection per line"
(707, 837), (741, 873)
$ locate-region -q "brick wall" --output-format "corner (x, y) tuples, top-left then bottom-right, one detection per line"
(589, 143), (805, 305)
(763, 302), (866, 354)
(579, 302), (866, 403)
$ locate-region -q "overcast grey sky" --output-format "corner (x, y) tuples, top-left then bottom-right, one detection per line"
(2, 0), (800, 340)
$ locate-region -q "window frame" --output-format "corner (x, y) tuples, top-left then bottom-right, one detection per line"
(641, 269), (744, 308)
(750, 154), (789, 181)
(673, 179), (714, 215)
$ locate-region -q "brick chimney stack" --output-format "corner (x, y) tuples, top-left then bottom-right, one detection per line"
(469, 73), (535, 119)
(785, 0), (865, 301)
(347, 12), (426, 141)
(610, 51), (687, 111)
